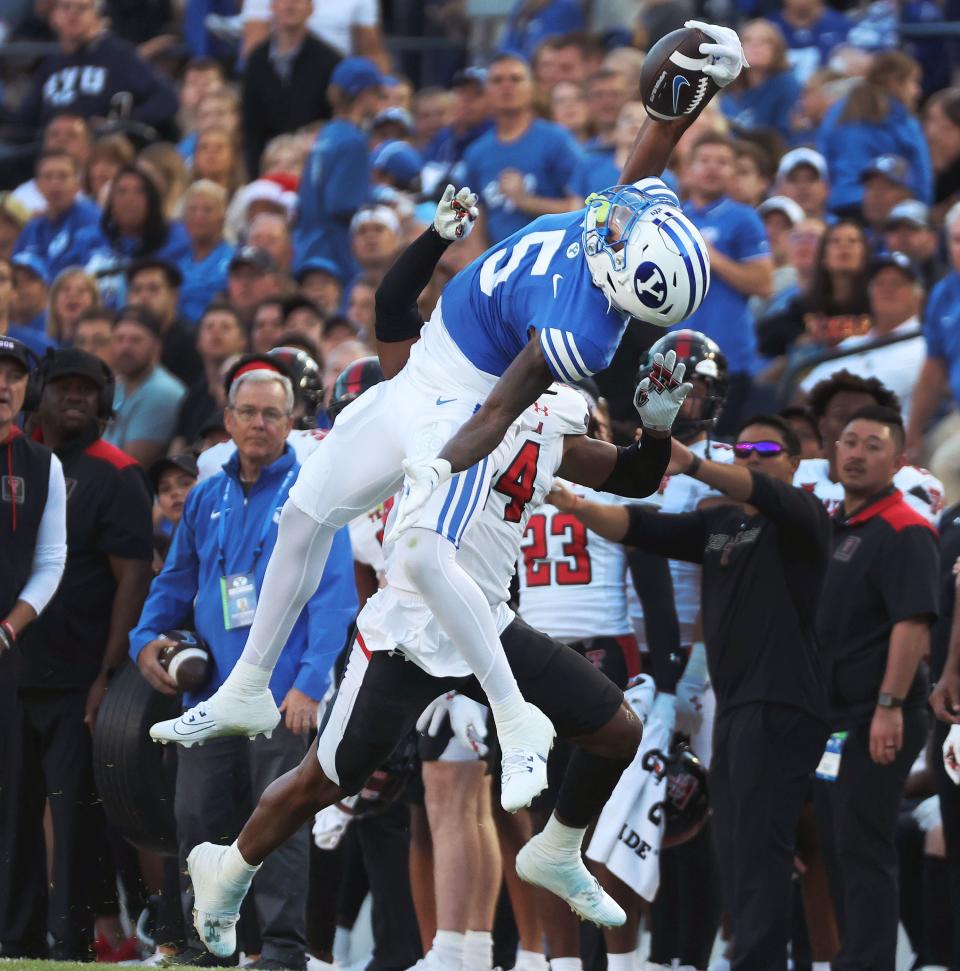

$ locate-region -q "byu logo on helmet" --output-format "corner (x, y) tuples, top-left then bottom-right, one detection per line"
(634, 262), (668, 309)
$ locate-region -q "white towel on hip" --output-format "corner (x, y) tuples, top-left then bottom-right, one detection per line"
(586, 686), (677, 901)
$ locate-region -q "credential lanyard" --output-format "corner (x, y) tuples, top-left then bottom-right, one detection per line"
(217, 468), (295, 575)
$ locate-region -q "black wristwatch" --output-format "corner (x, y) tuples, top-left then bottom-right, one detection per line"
(877, 692), (904, 709)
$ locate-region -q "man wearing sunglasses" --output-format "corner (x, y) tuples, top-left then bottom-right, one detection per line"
(559, 413), (831, 971)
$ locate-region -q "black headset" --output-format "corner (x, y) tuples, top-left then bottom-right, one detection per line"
(23, 349), (116, 419)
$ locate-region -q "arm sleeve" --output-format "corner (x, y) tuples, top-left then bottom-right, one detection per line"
(599, 433), (671, 499)
(128, 491), (202, 660)
(747, 469), (830, 543)
(622, 505), (706, 563)
(877, 524), (940, 626)
(296, 526), (359, 699)
(17, 455), (67, 614)
(627, 547), (682, 692)
(374, 227), (450, 342)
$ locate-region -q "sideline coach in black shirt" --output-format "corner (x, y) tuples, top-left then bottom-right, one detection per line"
(567, 414), (831, 971)
(0, 348), (153, 961)
(0, 336), (68, 959)
(814, 405), (938, 971)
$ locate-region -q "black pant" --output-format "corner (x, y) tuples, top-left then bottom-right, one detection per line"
(934, 717), (960, 971)
(355, 802), (422, 971)
(814, 707), (928, 971)
(711, 703), (828, 971)
(0, 679), (108, 960)
(175, 722), (310, 968)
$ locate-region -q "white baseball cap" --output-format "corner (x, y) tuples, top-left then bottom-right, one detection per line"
(758, 195), (805, 226)
(777, 147), (828, 182)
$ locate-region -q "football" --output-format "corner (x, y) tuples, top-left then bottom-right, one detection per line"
(158, 629), (212, 693)
(639, 27), (720, 122)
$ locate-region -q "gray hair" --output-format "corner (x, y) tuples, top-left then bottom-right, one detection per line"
(228, 367), (295, 414)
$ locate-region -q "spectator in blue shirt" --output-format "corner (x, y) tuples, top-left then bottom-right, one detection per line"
(680, 133), (774, 433)
(0, 256), (56, 358)
(818, 52), (931, 216)
(906, 202), (960, 479)
(721, 20), (803, 141)
(130, 364), (356, 971)
(177, 179), (234, 325)
(566, 100), (646, 203)
(771, 0), (850, 83)
(11, 253), (49, 335)
(13, 150), (100, 280)
(464, 53), (584, 245)
(500, 0), (585, 61)
(294, 57), (383, 284)
(65, 166), (191, 309)
(421, 68), (493, 199)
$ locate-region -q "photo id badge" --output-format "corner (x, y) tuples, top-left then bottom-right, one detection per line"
(221, 573), (258, 630)
(815, 731), (848, 782)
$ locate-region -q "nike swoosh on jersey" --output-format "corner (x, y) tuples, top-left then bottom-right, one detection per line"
(672, 75), (691, 114)
(552, 273), (563, 298)
(436, 396), (456, 406)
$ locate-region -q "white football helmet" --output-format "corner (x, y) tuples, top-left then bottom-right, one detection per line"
(582, 182), (710, 328)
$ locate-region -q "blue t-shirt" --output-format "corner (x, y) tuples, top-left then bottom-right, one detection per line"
(14, 197), (102, 280)
(464, 119), (584, 244)
(178, 240), (234, 324)
(294, 119), (369, 282)
(771, 9), (851, 83)
(500, 0), (585, 59)
(679, 196), (770, 372)
(104, 364), (186, 451)
(441, 209), (629, 383)
(818, 96), (933, 211)
(66, 220), (192, 309)
(720, 70), (803, 140)
(922, 271), (960, 403)
(567, 147), (620, 203)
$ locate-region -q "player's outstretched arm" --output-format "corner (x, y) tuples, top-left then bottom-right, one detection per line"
(438, 335), (555, 474)
(620, 21), (747, 186)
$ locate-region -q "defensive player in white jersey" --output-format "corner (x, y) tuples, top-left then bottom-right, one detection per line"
(181, 223), (694, 967)
(797, 368), (944, 524)
(151, 25), (746, 818)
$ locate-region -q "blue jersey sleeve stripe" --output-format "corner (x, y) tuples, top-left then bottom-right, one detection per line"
(559, 329), (595, 379)
(436, 468), (470, 539)
(441, 464), (480, 544)
(540, 329), (578, 383)
(455, 456), (489, 547)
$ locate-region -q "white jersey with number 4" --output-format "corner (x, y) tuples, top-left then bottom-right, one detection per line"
(357, 385), (589, 677)
(519, 484), (632, 641)
(793, 458), (944, 525)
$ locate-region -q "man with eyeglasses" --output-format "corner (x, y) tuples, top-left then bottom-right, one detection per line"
(562, 413), (832, 971)
(129, 362), (356, 970)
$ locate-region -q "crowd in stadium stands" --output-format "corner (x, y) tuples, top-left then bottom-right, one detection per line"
(0, 0), (959, 968)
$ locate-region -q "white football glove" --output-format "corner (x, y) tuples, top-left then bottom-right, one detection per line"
(634, 349), (692, 432)
(434, 184), (480, 241)
(417, 691), (490, 757)
(312, 797), (356, 850)
(686, 20), (749, 89)
(624, 673), (656, 724)
(912, 795), (942, 833)
(392, 457), (452, 537)
(944, 724), (960, 784)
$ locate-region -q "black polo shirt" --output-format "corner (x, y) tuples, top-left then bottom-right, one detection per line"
(162, 316), (203, 388)
(19, 425), (152, 692)
(624, 470), (831, 720)
(817, 487), (939, 726)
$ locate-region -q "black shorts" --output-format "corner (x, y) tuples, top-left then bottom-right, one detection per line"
(317, 616), (625, 795)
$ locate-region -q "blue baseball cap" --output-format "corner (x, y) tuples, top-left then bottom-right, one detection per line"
(330, 57), (385, 98)
(12, 252), (49, 286)
(371, 107), (414, 132)
(296, 256), (347, 285)
(860, 154), (911, 188)
(370, 140), (423, 187)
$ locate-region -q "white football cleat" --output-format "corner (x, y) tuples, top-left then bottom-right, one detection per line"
(149, 686), (280, 747)
(499, 703), (556, 812)
(515, 832), (626, 928)
(187, 842), (254, 958)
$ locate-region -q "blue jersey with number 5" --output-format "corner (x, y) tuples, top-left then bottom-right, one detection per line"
(441, 210), (628, 383)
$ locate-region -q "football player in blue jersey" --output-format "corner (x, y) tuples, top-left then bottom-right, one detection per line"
(149, 22), (746, 818)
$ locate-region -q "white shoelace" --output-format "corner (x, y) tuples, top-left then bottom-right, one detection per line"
(501, 750), (536, 780)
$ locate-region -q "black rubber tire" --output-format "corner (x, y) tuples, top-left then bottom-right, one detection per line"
(93, 659), (181, 856)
